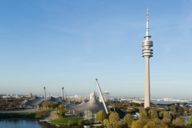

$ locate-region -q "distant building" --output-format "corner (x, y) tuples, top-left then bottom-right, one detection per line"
(21, 96), (44, 109)
(47, 96), (62, 104)
(74, 92), (105, 120)
(21, 96), (62, 109)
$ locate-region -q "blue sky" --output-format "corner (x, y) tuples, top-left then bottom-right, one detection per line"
(0, 0), (191, 98)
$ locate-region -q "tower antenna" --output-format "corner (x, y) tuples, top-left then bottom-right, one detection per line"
(146, 8), (150, 37)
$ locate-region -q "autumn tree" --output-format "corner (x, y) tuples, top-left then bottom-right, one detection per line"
(109, 112), (120, 124)
(172, 116), (185, 128)
(123, 113), (133, 127)
(41, 101), (51, 110)
(103, 119), (110, 128)
(148, 108), (158, 119)
(139, 108), (148, 120)
(57, 104), (67, 118)
(143, 120), (156, 128)
(162, 111), (172, 124)
(108, 112), (123, 128)
(143, 119), (168, 128)
(131, 119), (146, 128)
(96, 111), (107, 122)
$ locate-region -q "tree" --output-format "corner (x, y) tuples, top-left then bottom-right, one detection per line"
(188, 116), (192, 126)
(148, 108), (158, 119)
(96, 111), (107, 122)
(132, 120), (146, 128)
(35, 110), (50, 118)
(41, 101), (57, 110)
(103, 119), (110, 128)
(108, 112), (122, 128)
(189, 109), (192, 115)
(41, 101), (50, 110)
(143, 119), (168, 128)
(139, 108), (148, 120)
(103, 119), (123, 128)
(172, 117), (185, 128)
(176, 106), (184, 117)
(112, 121), (124, 128)
(143, 120), (156, 128)
(162, 111), (172, 124)
(109, 112), (120, 124)
(123, 114), (133, 127)
(57, 104), (67, 117)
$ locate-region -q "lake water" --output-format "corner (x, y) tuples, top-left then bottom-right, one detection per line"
(0, 119), (43, 128)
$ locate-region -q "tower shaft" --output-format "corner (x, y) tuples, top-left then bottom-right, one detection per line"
(144, 57), (150, 108)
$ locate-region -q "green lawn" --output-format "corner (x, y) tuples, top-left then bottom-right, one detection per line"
(50, 117), (82, 126)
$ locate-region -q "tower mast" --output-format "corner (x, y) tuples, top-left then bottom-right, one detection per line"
(142, 9), (153, 108)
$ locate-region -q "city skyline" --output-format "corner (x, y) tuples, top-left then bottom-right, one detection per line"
(0, 0), (192, 98)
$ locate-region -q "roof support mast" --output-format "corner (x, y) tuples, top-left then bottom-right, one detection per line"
(95, 78), (109, 114)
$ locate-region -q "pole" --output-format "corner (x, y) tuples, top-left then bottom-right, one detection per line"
(43, 86), (46, 100)
(62, 87), (64, 101)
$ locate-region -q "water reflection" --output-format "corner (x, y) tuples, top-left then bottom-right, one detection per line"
(0, 119), (42, 128)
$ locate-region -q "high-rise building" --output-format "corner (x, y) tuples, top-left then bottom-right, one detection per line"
(142, 9), (153, 108)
